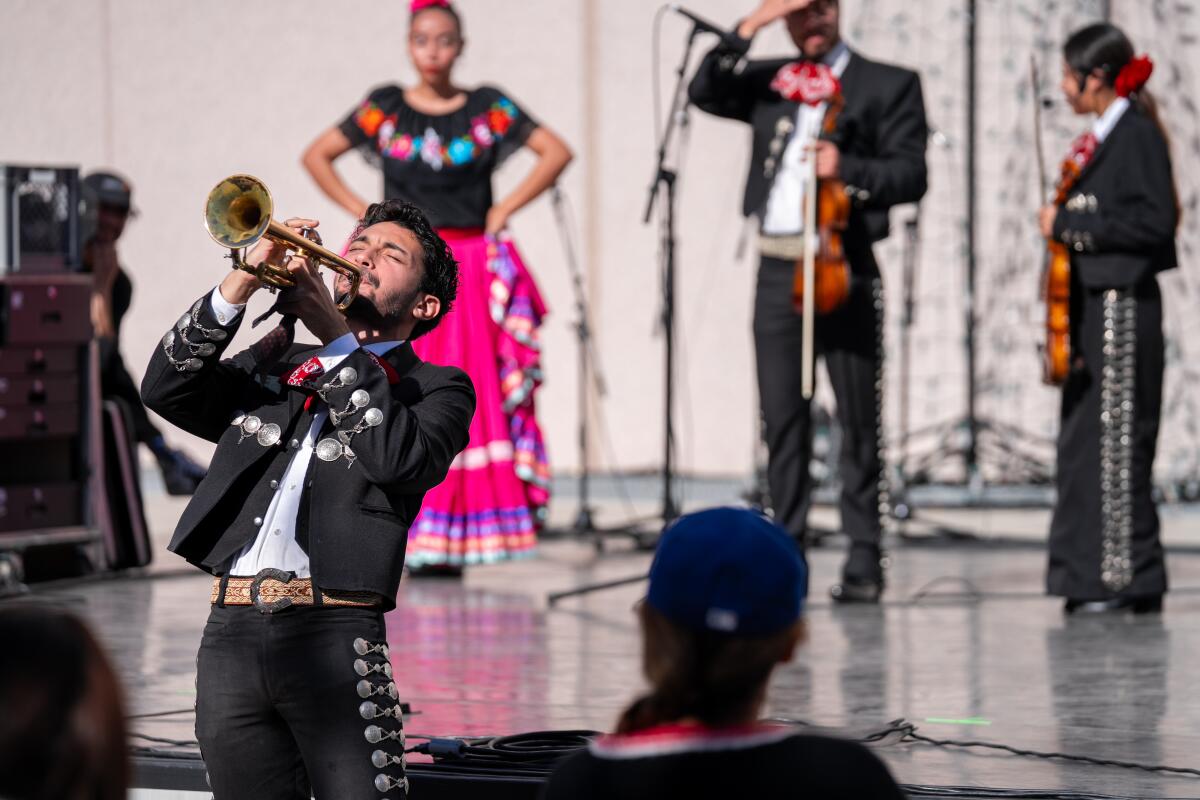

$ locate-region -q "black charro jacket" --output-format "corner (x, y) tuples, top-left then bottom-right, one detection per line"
(1051, 104), (1178, 289)
(141, 294), (475, 609)
(689, 34), (928, 276)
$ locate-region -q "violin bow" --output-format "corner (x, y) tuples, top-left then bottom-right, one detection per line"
(1031, 53), (1049, 201)
(801, 150), (818, 400)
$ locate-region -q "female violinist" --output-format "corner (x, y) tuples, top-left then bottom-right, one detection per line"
(1039, 23), (1179, 614)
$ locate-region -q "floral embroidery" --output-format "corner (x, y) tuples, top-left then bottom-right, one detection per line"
(419, 127), (444, 170)
(354, 101), (388, 137)
(355, 94), (523, 168)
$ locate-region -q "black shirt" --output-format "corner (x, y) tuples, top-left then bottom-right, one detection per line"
(338, 84), (538, 229)
(541, 723), (906, 800)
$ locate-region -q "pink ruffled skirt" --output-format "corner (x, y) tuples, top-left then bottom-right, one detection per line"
(405, 230), (549, 567)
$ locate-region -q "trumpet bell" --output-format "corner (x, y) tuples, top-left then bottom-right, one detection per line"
(205, 174), (273, 249)
(203, 173), (363, 312)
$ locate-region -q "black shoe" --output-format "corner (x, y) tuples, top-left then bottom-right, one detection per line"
(830, 579), (883, 604)
(1064, 595), (1163, 615)
(157, 448), (207, 496)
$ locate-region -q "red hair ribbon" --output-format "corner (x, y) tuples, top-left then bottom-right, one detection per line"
(411, 0), (450, 11)
(1114, 55), (1153, 98)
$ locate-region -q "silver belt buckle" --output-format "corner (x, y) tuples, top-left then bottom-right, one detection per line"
(250, 568), (297, 614)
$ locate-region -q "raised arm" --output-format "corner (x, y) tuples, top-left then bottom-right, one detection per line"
(487, 126), (573, 235)
(302, 126), (370, 220)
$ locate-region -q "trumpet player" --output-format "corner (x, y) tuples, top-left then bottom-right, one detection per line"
(141, 200), (474, 799)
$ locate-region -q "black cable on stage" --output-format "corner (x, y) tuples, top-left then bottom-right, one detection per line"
(881, 718), (1200, 779)
(899, 786), (1179, 800)
(409, 730), (599, 767)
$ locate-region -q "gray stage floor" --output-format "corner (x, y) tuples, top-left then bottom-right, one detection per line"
(23, 477), (1200, 799)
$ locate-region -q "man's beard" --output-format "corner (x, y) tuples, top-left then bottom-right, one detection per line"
(341, 288), (418, 331)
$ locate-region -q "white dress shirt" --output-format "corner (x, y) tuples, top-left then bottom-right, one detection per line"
(761, 42), (852, 236)
(208, 287), (402, 578)
(1093, 96), (1129, 144)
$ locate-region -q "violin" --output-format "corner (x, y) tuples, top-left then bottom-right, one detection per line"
(1042, 157), (1079, 386)
(1031, 54), (1074, 387)
(792, 91), (852, 316)
(794, 89), (852, 399)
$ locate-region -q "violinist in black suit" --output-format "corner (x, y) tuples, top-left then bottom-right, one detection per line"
(141, 200), (474, 799)
(1038, 24), (1178, 615)
(689, 0), (928, 603)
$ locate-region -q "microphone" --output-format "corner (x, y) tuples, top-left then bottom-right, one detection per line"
(670, 5), (743, 47)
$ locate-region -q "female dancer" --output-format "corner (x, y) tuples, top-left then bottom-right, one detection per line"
(1039, 23), (1179, 613)
(304, 0), (572, 573)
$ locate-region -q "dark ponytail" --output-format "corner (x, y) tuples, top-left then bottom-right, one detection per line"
(1064, 23), (1180, 224)
(615, 604), (800, 734)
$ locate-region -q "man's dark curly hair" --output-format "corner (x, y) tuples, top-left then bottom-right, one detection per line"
(359, 200), (459, 340)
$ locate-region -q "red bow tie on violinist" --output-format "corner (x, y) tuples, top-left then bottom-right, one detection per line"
(771, 61), (842, 106)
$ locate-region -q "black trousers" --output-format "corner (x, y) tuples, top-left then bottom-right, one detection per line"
(196, 605), (408, 799)
(753, 256), (884, 583)
(1047, 280), (1166, 600)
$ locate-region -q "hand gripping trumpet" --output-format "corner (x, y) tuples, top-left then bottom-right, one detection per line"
(204, 174), (362, 312)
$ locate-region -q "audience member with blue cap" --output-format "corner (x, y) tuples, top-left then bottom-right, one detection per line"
(543, 507), (904, 800)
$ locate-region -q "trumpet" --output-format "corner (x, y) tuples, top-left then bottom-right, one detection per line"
(204, 174), (362, 312)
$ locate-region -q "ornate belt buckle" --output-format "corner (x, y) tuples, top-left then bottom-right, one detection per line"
(250, 568), (297, 615)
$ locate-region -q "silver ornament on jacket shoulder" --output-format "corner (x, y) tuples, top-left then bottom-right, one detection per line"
(182, 358), (203, 372)
(206, 328), (228, 342)
(162, 331), (175, 349)
(241, 416), (262, 434)
(350, 389), (370, 408)
(316, 438), (344, 462)
(364, 408), (383, 427)
(176, 314), (192, 332)
(192, 342), (217, 357)
(338, 367), (358, 385)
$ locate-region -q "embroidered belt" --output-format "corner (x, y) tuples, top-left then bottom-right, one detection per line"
(758, 233), (810, 261)
(212, 569), (383, 614)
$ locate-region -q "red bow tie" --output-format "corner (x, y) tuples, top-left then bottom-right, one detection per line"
(771, 61), (841, 106)
(286, 357), (325, 389)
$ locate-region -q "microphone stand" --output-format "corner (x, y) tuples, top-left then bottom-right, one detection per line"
(549, 187), (639, 549)
(547, 18), (703, 605)
(641, 18), (702, 529)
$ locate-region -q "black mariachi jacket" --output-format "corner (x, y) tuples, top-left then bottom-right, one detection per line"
(1052, 105), (1178, 289)
(688, 35), (928, 276)
(141, 294), (475, 608)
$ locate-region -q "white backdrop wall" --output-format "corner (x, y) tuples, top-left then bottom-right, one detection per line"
(2, 0), (1197, 482)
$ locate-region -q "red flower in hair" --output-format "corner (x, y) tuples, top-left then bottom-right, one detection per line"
(771, 62), (841, 106)
(1114, 55), (1153, 98)
(411, 0), (450, 11)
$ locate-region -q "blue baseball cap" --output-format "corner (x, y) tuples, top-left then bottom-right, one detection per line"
(646, 507), (807, 636)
